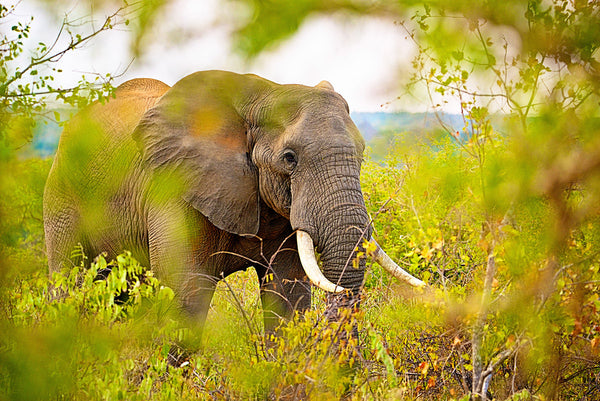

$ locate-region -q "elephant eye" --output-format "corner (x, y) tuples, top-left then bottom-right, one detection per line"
(282, 150), (297, 168)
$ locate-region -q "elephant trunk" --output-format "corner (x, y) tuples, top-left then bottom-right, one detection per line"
(317, 198), (371, 293)
(291, 148), (372, 318)
(317, 193), (372, 320)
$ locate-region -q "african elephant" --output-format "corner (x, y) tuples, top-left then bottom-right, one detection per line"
(43, 70), (423, 335)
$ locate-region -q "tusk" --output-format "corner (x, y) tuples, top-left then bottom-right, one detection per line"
(370, 239), (426, 287)
(296, 231), (345, 293)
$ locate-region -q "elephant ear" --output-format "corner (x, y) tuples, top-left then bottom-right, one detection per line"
(133, 73), (260, 236)
(315, 80), (335, 91)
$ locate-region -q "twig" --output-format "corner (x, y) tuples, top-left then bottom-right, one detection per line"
(219, 273), (261, 362)
(4, 7), (126, 90)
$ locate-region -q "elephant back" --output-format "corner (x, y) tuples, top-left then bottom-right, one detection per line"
(115, 78), (171, 100)
(48, 78), (171, 190)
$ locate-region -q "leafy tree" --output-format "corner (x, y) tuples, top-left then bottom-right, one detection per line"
(0, 2), (131, 148)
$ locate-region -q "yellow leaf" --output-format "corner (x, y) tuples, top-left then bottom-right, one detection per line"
(418, 361), (429, 376)
(421, 246), (433, 261)
(363, 239), (377, 254)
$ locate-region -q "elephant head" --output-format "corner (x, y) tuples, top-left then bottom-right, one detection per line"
(132, 70), (423, 319)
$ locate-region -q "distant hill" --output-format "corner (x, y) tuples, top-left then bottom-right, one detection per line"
(350, 111), (468, 159)
(29, 111), (466, 159)
(31, 120), (62, 158)
(350, 111), (464, 142)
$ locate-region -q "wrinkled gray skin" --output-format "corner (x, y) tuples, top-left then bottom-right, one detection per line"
(44, 70), (372, 332)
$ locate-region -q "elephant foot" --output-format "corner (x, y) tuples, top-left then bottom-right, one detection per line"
(324, 292), (360, 321)
(93, 263), (136, 305)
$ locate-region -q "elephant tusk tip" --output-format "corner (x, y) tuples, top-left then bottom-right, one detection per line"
(333, 285), (346, 293)
(311, 278), (346, 294)
(370, 238), (427, 288)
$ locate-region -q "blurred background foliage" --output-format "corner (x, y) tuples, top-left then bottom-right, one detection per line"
(2, 0), (600, 400)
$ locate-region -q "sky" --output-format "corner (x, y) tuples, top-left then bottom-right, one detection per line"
(15, 0), (417, 112)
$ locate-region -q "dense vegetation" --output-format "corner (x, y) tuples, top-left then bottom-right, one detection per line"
(2, 1), (599, 400)
(2, 135), (599, 400)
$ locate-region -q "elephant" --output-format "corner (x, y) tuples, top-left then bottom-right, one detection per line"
(43, 70), (424, 337)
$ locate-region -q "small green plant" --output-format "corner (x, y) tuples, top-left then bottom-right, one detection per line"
(1, 250), (184, 400)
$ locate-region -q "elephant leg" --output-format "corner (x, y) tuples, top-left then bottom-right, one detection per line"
(260, 276), (311, 333)
(257, 240), (311, 334)
(45, 209), (88, 275)
(147, 201), (217, 332)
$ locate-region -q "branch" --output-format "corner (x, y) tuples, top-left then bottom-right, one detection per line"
(3, 6), (128, 90)
(480, 339), (525, 380)
(471, 207), (515, 400)
(3, 85), (85, 98)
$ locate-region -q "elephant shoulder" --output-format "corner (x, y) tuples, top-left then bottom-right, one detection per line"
(72, 78), (170, 139)
(54, 79), (171, 172)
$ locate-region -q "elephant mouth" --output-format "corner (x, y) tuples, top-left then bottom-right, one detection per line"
(295, 230), (426, 292)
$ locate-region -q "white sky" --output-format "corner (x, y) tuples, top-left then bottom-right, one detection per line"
(14, 0), (417, 112)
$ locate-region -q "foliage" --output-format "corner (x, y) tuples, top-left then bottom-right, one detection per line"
(2, 0), (600, 400)
(0, 159), (50, 277)
(1, 250), (181, 400)
(398, 2), (600, 398)
(3, 137), (599, 399)
(0, 2), (130, 149)
(362, 134), (600, 400)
